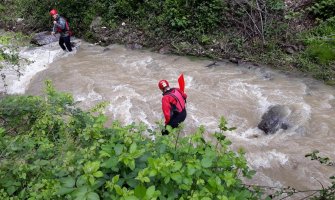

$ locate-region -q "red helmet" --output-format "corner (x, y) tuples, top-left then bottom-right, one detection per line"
(158, 80), (169, 90)
(49, 9), (58, 16)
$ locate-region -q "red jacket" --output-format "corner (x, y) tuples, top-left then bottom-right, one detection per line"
(162, 88), (187, 125)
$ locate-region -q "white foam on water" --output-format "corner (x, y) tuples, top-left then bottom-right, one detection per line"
(2, 41), (80, 94)
(108, 97), (132, 124)
(286, 103), (311, 134)
(228, 81), (272, 114)
(74, 88), (104, 108)
(239, 127), (264, 139)
(246, 150), (289, 168)
(74, 95), (86, 102)
(137, 110), (151, 127)
(107, 85), (146, 124)
(87, 89), (103, 101)
(129, 56), (153, 68)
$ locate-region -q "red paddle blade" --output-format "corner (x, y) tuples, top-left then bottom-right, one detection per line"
(178, 73), (185, 92)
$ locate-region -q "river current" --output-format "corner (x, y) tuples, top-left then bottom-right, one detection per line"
(2, 40), (334, 198)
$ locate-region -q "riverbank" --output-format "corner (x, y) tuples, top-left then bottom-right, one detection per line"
(0, 0), (334, 85)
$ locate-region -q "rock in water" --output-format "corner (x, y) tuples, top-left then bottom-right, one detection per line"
(31, 31), (60, 46)
(258, 105), (290, 134)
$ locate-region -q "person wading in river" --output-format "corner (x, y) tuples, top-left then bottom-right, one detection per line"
(158, 79), (187, 135)
(50, 9), (72, 52)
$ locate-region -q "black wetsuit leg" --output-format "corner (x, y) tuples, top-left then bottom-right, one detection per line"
(59, 37), (66, 51)
(162, 109), (187, 135)
(59, 36), (72, 52)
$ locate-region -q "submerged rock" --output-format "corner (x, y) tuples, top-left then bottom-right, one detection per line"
(31, 31), (60, 46)
(258, 105), (290, 134)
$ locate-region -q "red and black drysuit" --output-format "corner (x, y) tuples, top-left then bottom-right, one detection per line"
(52, 15), (72, 52)
(161, 88), (187, 135)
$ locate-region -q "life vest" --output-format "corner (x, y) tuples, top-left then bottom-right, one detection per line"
(56, 17), (72, 36)
(165, 89), (186, 113)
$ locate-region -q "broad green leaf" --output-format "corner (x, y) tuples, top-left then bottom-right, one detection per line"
(102, 157), (118, 169)
(132, 149), (145, 158)
(124, 196), (139, 200)
(93, 171), (104, 178)
(134, 185), (146, 199)
(146, 186), (155, 198)
(99, 150), (111, 158)
(201, 156), (213, 168)
(72, 186), (89, 199)
(84, 161), (100, 173)
(171, 173), (182, 184)
(183, 177), (192, 185)
(172, 161), (182, 171)
(149, 169), (157, 177)
(56, 187), (75, 195)
(60, 176), (76, 188)
(114, 185), (123, 195)
(7, 185), (17, 195)
(114, 144), (124, 155)
(76, 176), (86, 187)
(208, 177), (217, 188)
(87, 192), (100, 200)
(129, 142), (137, 153)
(179, 184), (191, 190)
(187, 165), (196, 176)
(223, 172), (236, 187)
(164, 176), (170, 184)
(89, 176), (95, 185)
(112, 175), (119, 184)
(217, 195), (228, 200)
(126, 178), (138, 188)
(129, 159), (136, 170)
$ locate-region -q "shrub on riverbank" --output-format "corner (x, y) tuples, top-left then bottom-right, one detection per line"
(0, 0), (334, 84)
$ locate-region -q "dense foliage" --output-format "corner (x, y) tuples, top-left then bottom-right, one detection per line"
(0, 81), (262, 199)
(0, 0), (334, 84)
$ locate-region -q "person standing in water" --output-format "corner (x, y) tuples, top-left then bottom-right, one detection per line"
(158, 79), (187, 135)
(50, 9), (72, 52)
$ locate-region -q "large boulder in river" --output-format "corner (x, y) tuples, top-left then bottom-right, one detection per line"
(31, 31), (60, 46)
(258, 105), (290, 134)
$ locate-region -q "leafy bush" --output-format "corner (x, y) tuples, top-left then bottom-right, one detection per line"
(0, 81), (261, 199)
(13, 0), (52, 31)
(305, 42), (335, 64)
(308, 0), (335, 21)
(295, 17), (335, 81)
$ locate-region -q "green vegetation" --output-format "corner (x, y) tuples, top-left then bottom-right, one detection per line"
(0, 81), (262, 199)
(0, 0), (334, 84)
(307, 0), (335, 21)
(295, 16), (335, 83)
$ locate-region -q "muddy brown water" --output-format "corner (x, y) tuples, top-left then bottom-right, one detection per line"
(23, 42), (334, 198)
